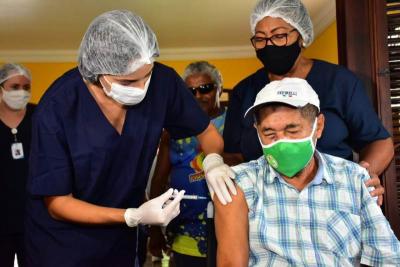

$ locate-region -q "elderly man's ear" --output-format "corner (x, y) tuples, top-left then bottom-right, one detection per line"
(316, 113), (325, 139)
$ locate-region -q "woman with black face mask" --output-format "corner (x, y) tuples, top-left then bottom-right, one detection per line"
(222, 0), (392, 205)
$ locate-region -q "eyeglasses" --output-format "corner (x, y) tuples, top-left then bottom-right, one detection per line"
(188, 83), (216, 95)
(250, 29), (297, 49)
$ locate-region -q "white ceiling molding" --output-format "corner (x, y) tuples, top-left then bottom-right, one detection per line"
(312, 0), (336, 38)
(159, 46), (255, 60)
(0, 50), (78, 63)
(0, 46), (255, 62)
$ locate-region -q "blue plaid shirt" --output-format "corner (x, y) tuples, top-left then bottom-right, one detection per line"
(233, 151), (400, 266)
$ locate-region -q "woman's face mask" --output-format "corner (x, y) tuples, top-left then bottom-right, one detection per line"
(256, 40), (301, 76)
(1, 87), (31, 110)
(100, 74), (152, 106)
(258, 119), (317, 178)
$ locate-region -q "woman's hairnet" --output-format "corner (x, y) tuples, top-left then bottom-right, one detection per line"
(0, 63), (32, 85)
(250, 0), (314, 47)
(78, 10), (159, 83)
(182, 61), (223, 108)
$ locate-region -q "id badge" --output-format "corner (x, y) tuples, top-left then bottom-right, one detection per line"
(11, 142), (24, 160)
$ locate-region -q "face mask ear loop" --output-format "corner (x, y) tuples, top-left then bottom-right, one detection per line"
(99, 75), (114, 97)
(310, 118), (318, 150)
(0, 86), (4, 102)
(101, 75), (112, 87)
(98, 76), (105, 88)
(144, 73), (152, 90)
(256, 131), (266, 147)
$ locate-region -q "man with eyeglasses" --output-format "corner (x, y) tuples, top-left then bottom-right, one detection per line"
(216, 0), (393, 207)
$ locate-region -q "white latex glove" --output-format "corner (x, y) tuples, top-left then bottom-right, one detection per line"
(203, 153), (236, 205)
(124, 188), (185, 227)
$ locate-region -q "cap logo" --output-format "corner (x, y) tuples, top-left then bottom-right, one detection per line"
(277, 90), (297, 98)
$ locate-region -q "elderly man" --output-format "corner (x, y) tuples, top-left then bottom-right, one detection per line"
(215, 78), (400, 267)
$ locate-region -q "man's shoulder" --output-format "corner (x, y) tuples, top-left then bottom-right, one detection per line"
(320, 152), (362, 170)
(319, 152), (369, 185)
(232, 156), (267, 182)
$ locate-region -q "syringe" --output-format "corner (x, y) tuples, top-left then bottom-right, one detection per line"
(181, 194), (208, 200)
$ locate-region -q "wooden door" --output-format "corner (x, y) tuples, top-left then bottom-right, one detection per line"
(336, 0), (400, 237)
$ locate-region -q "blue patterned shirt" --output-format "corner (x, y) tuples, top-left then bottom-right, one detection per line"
(233, 151), (400, 266)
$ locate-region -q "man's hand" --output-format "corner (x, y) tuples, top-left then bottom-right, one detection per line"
(359, 161), (384, 206)
(203, 153), (237, 205)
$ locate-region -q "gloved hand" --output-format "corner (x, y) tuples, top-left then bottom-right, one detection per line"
(124, 188), (185, 227)
(203, 153), (237, 205)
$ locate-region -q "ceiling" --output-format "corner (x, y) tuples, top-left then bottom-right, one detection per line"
(0, 0), (336, 61)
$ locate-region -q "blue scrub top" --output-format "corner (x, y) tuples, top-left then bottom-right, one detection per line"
(223, 59), (390, 161)
(25, 62), (209, 267)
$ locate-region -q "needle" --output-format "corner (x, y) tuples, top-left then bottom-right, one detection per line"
(182, 194), (208, 200)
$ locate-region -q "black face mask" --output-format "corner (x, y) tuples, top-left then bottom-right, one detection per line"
(256, 40), (301, 75)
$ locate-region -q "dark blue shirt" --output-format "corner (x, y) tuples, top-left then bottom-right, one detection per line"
(0, 103), (35, 236)
(223, 59), (390, 161)
(25, 62), (209, 267)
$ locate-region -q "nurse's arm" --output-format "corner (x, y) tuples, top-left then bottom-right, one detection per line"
(198, 123), (237, 204)
(149, 131), (171, 257)
(215, 185), (249, 267)
(149, 130), (171, 199)
(197, 123), (223, 154)
(44, 194), (126, 224)
(359, 137), (394, 176)
(359, 137), (394, 205)
(222, 152), (245, 166)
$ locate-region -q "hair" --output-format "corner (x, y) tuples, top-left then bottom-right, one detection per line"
(182, 61), (223, 107)
(254, 102), (319, 124)
(182, 61), (222, 91)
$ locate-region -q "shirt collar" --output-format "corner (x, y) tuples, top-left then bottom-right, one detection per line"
(310, 151), (325, 185)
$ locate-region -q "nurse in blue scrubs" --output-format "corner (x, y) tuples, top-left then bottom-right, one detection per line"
(25, 10), (234, 267)
(222, 0), (392, 204)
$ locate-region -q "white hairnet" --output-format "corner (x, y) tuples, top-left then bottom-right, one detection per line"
(78, 10), (159, 83)
(250, 0), (314, 47)
(0, 63), (31, 85)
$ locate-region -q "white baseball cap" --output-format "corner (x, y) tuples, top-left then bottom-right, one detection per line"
(244, 77), (320, 119)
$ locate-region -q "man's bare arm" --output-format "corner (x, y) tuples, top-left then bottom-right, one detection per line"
(215, 185), (249, 267)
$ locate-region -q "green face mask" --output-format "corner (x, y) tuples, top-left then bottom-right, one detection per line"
(259, 120), (317, 178)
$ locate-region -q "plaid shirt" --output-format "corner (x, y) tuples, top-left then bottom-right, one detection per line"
(233, 151), (400, 266)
